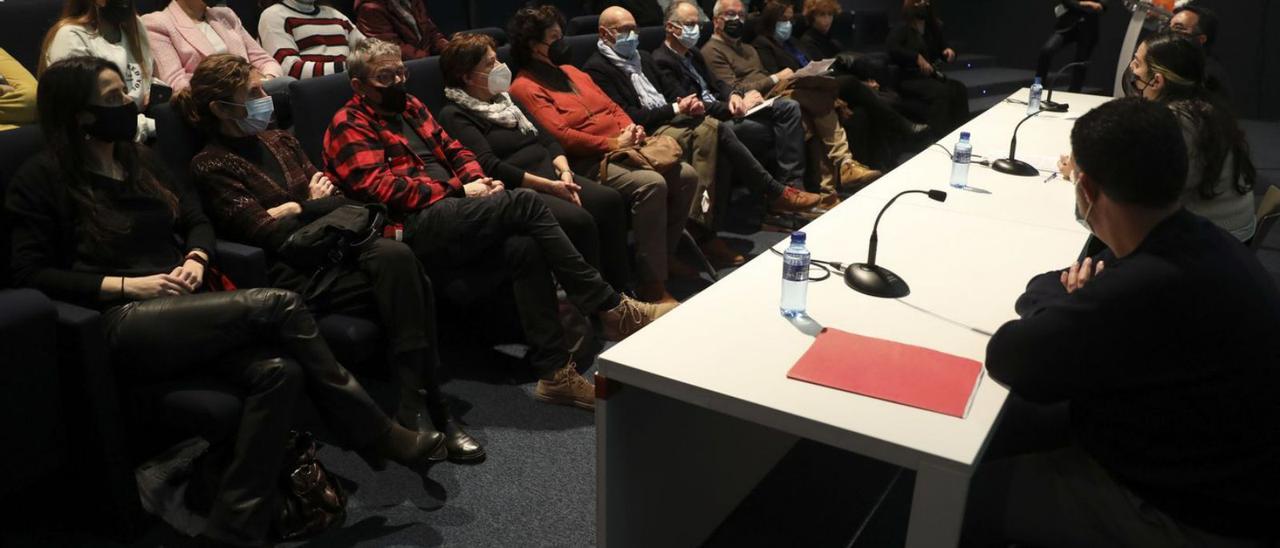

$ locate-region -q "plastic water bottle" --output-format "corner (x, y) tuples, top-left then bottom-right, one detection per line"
(950, 132), (972, 189)
(1028, 77), (1043, 115)
(780, 232), (810, 318)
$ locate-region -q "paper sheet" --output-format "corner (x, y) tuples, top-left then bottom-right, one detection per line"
(745, 97), (777, 117)
(795, 58), (836, 78)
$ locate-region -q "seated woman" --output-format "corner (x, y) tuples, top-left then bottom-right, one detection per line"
(507, 5), (699, 303)
(143, 0), (292, 94)
(41, 0), (160, 140)
(177, 54), (482, 462)
(437, 33), (632, 294)
(6, 56), (442, 546)
(886, 0), (969, 137)
(259, 0), (366, 79)
(754, 0), (923, 169)
(1126, 34), (1256, 241)
(354, 0), (450, 60)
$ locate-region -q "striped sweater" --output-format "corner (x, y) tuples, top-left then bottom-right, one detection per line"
(258, 0), (366, 79)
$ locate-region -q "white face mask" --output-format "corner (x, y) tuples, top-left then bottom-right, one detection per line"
(483, 62), (512, 96)
(1073, 172), (1095, 233)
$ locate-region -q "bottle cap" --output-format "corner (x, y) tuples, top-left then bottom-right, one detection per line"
(1034, 77), (1042, 85)
(791, 231), (806, 244)
(960, 131), (971, 141)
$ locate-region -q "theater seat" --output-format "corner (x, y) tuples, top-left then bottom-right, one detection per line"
(567, 15), (600, 36)
(466, 26), (509, 47)
(2, 0), (63, 70)
(639, 25), (668, 52)
(0, 289), (64, 495)
(406, 56), (447, 113)
(288, 73), (356, 168)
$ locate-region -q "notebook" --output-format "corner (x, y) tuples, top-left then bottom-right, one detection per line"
(786, 328), (984, 418)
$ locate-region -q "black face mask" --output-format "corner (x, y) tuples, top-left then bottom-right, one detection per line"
(723, 18), (744, 39)
(546, 39), (572, 65)
(83, 102), (139, 142)
(100, 0), (133, 26)
(374, 83), (408, 113)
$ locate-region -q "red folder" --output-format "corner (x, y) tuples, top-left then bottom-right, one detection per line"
(787, 328), (983, 418)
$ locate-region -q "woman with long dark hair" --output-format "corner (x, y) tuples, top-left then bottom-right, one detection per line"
(41, 0), (159, 140)
(1128, 33), (1256, 241)
(5, 56), (443, 546)
(885, 0), (969, 136)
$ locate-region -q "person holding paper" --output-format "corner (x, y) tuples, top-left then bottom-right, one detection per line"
(584, 4), (824, 267)
(966, 97), (1280, 547)
(753, 0), (926, 168)
(702, 0), (880, 202)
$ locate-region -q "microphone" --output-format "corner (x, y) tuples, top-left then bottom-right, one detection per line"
(991, 109), (1044, 177)
(1042, 61), (1091, 112)
(844, 189), (948, 298)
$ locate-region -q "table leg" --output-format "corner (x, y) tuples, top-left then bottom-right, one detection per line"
(904, 459), (973, 548)
(596, 378), (798, 548)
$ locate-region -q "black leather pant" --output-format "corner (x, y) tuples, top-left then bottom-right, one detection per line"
(101, 288), (390, 544)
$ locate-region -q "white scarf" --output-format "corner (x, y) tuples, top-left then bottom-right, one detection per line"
(444, 87), (537, 135)
(596, 39), (668, 110)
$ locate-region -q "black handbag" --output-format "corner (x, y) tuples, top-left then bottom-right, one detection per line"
(277, 203), (387, 299)
(272, 431), (347, 541)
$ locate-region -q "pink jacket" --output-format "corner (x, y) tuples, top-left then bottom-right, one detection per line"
(143, 2), (282, 91)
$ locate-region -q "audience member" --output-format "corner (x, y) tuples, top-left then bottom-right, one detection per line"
(144, 0), (290, 93)
(702, 0), (879, 199)
(354, 0), (450, 60)
(508, 6), (699, 303)
(438, 33), (633, 292)
(886, 0), (969, 136)
(259, 0), (366, 79)
(6, 56), (443, 547)
(586, 3), (822, 267)
(1125, 33), (1256, 241)
(323, 39), (674, 410)
(1169, 2), (1231, 101)
(177, 54), (483, 462)
(966, 96), (1280, 548)
(41, 0), (159, 140)
(1036, 0), (1108, 94)
(754, 0), (924, 169)
(653, 1), (812, 208)
(0, 48), (38, 131)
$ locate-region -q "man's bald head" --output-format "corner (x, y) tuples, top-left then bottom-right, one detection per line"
(667, 0), (700, 24)
(599, 6), (635, 30)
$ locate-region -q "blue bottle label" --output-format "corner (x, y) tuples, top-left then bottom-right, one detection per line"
(783, 255), (809, 282)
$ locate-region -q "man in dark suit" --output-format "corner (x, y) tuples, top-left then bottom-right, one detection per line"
(1036, 0), (1109, 92)
(584, 4), (822, 264)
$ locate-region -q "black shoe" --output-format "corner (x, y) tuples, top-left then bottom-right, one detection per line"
(357, 422), (446, 471)
(395, 412), (449, 462)
(904, 122), (930, 141)
(428, 403), (486, 463)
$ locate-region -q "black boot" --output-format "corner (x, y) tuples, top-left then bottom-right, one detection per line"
(427, 399), (486, 463)
(393, 350), (448, 461)
(357, 420), (446, 471)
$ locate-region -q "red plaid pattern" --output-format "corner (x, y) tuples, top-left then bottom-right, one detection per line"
(323, 92), (485, 216)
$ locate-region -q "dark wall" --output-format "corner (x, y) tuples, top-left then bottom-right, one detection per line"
(930, 0), (1279, 121)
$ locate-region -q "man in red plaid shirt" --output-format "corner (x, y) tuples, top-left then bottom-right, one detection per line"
(323, 38), (674, 410)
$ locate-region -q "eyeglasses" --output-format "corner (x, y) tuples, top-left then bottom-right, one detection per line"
(367, 67), (408, 87)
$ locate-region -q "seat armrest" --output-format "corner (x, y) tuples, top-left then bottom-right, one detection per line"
(215, 240), (268, 289)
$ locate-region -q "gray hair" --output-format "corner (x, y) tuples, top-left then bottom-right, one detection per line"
(713, 0), (741, 17)
(345, 37), (400, 80)
(666, 0), (698, 23)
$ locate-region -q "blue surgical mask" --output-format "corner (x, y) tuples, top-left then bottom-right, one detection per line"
(225, 95), (273, 135)
(612, 31), (640, 58)
(775, 21), (793, 42)
(678, 24), (700, 49)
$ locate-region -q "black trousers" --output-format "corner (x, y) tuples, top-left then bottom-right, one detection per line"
(404, 188), (618, 376)
(729, 97), (807, 185)
(1036, 22), (1099, 93)
(836, 74), (915, 167)
(898, 76), (970, 137)
(101, 288), (389, 544)
(536, 175), (633, 293)
(710, 121), (786, 229)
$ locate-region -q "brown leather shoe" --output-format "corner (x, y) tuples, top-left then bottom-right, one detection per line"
(769, 187), (823, 214)
(599, 294), (676, 341)
(700, 237), (745, 268)
(534, 361), (596, 410)
(839, 161), (882, 191)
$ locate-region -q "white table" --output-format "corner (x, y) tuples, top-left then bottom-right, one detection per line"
(596, 91), (1113, 548)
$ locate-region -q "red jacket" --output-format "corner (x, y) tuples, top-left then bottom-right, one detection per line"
(354, 0), (449, 60)
(323, 92), (485, 216)
(510, 64), (634, 162)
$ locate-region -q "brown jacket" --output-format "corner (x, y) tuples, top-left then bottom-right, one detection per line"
(700, 34), (775, 95)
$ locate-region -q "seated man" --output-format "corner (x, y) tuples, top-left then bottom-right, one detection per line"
(584, 4), (822, 267)
(966, 97), (1280, 547)
(1169, 3), (1232, 101)
(354, 0), (450, 60)
(323, 38), (673, 410)
(701, 0), (880, 200)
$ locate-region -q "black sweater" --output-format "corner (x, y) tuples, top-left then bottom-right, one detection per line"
(6, 149), (216, 309)
(886, 21), (950, 77)
(435, 99), (566, 186)
(986, 209), (1280, 537)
